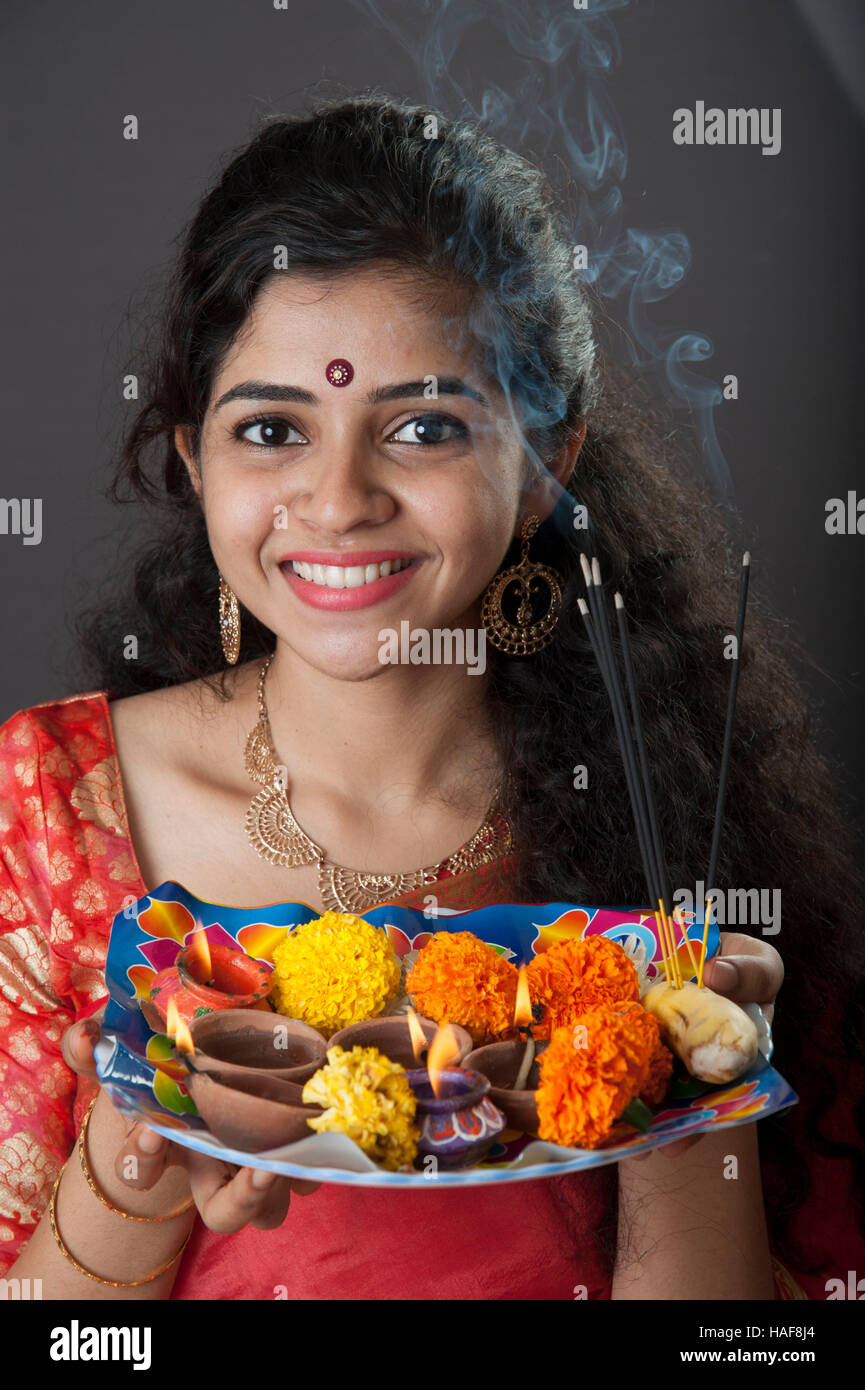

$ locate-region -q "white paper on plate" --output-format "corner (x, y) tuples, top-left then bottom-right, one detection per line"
(254, 1131), (380, 1171)
(252, 1130), (593, 1173)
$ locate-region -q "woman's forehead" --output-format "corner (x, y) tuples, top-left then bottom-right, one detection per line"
(212, 268), (501, 400)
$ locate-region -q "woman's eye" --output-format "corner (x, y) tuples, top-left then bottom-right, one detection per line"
(235, 417), (306, 448)
(388, 413), (469, 446)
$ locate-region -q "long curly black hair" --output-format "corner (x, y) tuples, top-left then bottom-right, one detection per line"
(76, 95), (865, 1286)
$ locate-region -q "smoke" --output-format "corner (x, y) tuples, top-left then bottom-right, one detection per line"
(348, 0), (732, 495)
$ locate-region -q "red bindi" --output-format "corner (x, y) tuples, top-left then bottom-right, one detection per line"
(325, 358), (354, 387)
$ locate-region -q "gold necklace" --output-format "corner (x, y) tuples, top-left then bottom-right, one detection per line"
(243, 653), (514, 913)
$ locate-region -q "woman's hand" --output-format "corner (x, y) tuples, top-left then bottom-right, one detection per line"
(627, 930), (784, 1162)
(700, 930), (783, 1027)
(62, 1008), (320, 1231)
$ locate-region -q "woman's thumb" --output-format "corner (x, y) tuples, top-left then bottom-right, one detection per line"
(61, 1006), (106, 1078)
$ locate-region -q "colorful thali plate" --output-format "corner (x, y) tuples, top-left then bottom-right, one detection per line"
(96, 880), (797, 1188)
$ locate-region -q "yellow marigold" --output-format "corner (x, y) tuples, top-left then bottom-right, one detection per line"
(535, 1002), (662, 1149)
(527, 934), (640, 1041)
(270, 911), (401, 1034)
(302, 1044), (419, 1170)
(406, 931), (518, 1044)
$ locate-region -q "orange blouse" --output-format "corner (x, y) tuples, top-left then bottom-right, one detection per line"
(0, 690), (836, 1299)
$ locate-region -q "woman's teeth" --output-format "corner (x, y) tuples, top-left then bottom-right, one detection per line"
(289, 558), (412, 588)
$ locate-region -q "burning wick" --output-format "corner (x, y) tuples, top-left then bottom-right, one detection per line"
(406, 1008), (429, 1066)
(512, 966), (536, 1092)
(187, 927), (214, 986)
(425, 1023), (462, 1098)
(165, 996), (197, 1070)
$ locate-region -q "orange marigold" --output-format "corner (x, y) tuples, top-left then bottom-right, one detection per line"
(535, 1001), (663, 1149)
(405, 931), (518, 1044)
(527, 934), (640, 1041)
(639, 1034), (674, 1108)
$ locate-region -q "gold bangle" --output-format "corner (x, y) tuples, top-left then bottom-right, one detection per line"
(78, 1096), (194, 1222)
(49, 1168), (192, 1287)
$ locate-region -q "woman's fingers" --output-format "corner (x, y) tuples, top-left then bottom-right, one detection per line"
(288, 1178), (322, 1196)
(184, 1151), (293, 1234)
(60, 1007), (106, 1078)
(247, 1172), (300, 1230)
(701, 931), (783, 1019)
(114, 1121), (176, 1190)
(182, 1151), (321, 1232)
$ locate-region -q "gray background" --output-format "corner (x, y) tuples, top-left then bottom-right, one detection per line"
(1, 0), (863, 838)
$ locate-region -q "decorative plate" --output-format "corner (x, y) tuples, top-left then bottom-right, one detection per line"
(95, 881), (797, 1188)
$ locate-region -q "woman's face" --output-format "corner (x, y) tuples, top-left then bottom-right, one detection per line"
(177, 267), (561, 681)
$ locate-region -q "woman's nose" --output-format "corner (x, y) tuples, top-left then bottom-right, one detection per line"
(289, 437), (395, 534)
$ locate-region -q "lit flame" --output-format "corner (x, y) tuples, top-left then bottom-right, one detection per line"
(427, 1023), (461, 1098)
(187, 926), (212, 983)
(165, 996), (195, 1055)
(406, 1008), (427, 1063)
(514, 965), (533, 1029)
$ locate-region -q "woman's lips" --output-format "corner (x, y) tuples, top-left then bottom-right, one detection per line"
(279, 557), (422, 611)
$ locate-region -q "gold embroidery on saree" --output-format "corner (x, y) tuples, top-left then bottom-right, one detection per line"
(0, 1131), (60, 1226)
(70, 758), (126, 839)
(0, 926), (59, 1013)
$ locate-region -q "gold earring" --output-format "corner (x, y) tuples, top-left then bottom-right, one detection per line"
(218, 574), (241, 665)
(481, 515), (563, 656)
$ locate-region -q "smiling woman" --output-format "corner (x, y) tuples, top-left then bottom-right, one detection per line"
(171, 268), (529, 659)
(0, 94), (863, 1302)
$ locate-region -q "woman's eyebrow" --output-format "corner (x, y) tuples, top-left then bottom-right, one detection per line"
(213, 381), (317, 411)
(368, 377), (490, 407)
(212, 376), (490, 412)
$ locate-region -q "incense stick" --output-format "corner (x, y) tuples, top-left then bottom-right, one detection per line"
(584, 561), (680, 985)
(576, 598), (657, 914)
(581, 560), (659, 904)
(578, 577), (674, 985)
(613, 594), (671, 908)
(614, 592), (697, 982)
(698, 552), (751, 987)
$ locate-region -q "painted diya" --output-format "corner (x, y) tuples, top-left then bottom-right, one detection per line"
(406, 1067), (506, 1169)
(142, 932), (272, 1033)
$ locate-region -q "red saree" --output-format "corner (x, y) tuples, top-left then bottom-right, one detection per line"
(0, 692), (857, 1298)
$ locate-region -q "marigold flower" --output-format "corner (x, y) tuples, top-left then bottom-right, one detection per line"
(302, 1044), (419, 1170)
(406, 931), (518, 1044)
(535, 1001), (668, 1149)
(527, 934), (640, 1040)
(270, 911), (401, 1033)
(639, 1033), (674, 1108)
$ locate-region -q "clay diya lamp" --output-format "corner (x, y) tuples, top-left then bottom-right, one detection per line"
(406, 1067), (506, 1169)
(142, 930), (272, 1034)
(328, 1014), (473, 1069)
(463, 964), (547, 1135)
(182, 1063), (324, 1152)
(186, 1009), (327, 1086)
(464, 1038), (550, 1135)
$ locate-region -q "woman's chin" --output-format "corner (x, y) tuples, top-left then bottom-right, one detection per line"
(281, 641), (416, 684)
